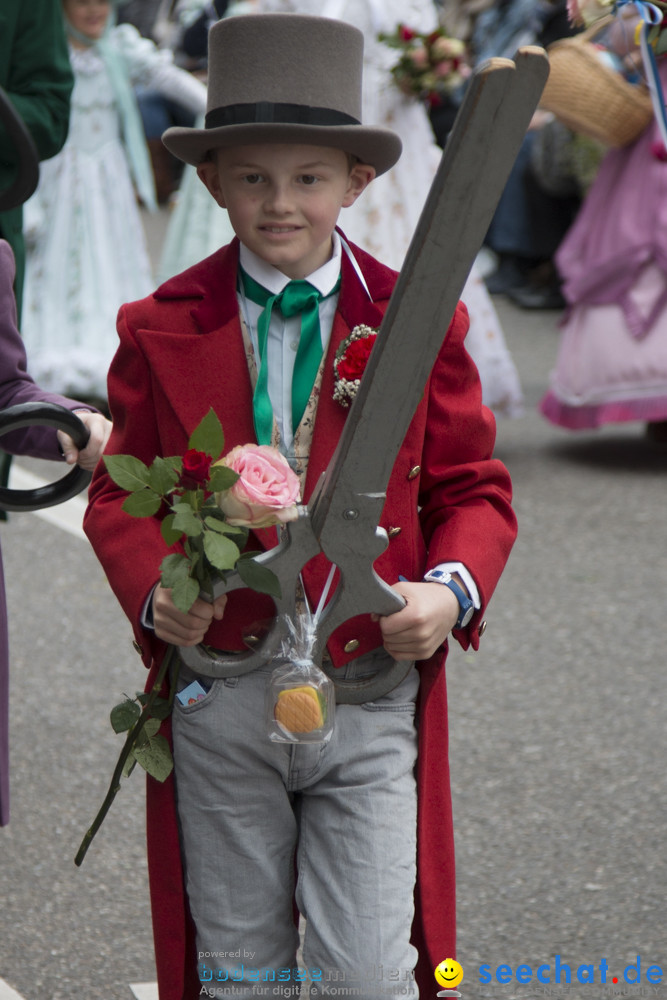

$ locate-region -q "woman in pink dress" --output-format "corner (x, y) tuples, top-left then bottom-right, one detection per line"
(540, 58), (667, 435)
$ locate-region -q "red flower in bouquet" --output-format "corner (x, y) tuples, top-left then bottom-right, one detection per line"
(398, 23), (417, 42)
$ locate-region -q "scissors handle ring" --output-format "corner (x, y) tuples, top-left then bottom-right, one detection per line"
(0, 403), (91, 512)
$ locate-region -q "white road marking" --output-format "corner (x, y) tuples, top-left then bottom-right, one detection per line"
(0, 979), (26, 1000)
(130, 984), (159, 1000)
(8, 464), (87, 540)
(0, 978), (160, 1000)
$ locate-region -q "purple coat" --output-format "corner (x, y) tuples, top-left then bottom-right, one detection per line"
(0, 239), (90, 825)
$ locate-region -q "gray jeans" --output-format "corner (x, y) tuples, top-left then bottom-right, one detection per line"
(172, 649), (420, 1000)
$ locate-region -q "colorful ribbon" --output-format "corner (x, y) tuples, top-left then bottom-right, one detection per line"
(615, 0), (667, 150)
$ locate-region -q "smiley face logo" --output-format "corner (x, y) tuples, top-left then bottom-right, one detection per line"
(435, 958), (464, 990)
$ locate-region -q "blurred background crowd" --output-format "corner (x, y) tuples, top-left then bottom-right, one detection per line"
(3, 0), (667, 436)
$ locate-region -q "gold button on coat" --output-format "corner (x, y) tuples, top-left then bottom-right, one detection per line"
(344, 639), (360, 654)
(478, 620), (487, 637)
(407, 465), (421, 480)
(387, 526), (402, 538)
(132, 640), (143, 656)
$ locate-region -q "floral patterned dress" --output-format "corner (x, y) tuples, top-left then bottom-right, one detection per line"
(21, 26), (205, 400)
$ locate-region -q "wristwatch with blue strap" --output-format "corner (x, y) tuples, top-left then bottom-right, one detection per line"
(423, 568), (475, 628)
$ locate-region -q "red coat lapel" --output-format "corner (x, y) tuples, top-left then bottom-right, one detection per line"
(136, 240), (257, 451)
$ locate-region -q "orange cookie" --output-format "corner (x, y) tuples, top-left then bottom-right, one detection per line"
(274, 685), (324, 734)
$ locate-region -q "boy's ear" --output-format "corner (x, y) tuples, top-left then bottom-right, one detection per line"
(342, 162), (376, 207)
(196, 159), (226, 208)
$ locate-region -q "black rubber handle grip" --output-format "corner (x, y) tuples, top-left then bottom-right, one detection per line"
(0, 403), (92, 512)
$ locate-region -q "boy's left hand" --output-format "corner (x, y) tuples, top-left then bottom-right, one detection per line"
(374, 580), (460, 661)
(57, 411), (112, 470)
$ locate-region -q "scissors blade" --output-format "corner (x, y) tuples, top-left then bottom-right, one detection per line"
(298, 48), (550, 694)
(312, 48), (549, 538)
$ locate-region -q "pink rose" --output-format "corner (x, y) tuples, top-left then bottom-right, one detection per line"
(434, 59), (454, 78)
(409, 46), (430, 69)
(215, 444), (300, 528)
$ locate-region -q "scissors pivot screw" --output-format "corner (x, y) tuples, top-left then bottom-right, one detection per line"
(342, 508), (360, 520)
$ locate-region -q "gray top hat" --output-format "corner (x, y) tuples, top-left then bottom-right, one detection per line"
(162, 13), (402, 175)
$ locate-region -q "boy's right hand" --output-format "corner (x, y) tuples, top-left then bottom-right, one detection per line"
(152, 587), (228, 646)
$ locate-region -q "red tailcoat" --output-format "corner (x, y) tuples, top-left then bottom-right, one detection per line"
(84, 237), (517, 999)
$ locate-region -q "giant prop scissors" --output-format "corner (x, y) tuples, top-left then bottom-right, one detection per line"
(178, 48), (550, 704)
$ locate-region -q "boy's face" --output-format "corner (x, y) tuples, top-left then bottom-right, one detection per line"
(197, 143), (375, 279)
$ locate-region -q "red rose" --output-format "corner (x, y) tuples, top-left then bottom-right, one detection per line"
(178, 448), (212, 490)
(398, 24), (417, 41)
(337, 336), (376, 381)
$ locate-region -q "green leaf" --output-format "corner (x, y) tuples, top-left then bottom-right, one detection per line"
(171, 575), (201, 614)
(203, 531), (241, 572)
(161, 513), (183, 547)
(104, 454), (152, 492)
(188, 409), (224, 459)
(136, 693), (173, 720)
(131, 732), (173, 782)
(172, 508), (203, 537)
(236, 555), (282, 598)
(208, 465), (239, 493)
(148, 456), (181, 497)
(110, 699), (141, 734)
(134, 717), (162, 746)
(160, 552), (191, 588)
(122, 489), (162, 518)
(204, 515), (246, 538)
(170, 500), (196, 515)
(122, 755), (138, 778)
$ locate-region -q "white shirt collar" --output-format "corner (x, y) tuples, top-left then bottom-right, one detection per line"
(238, 231), (342, 297)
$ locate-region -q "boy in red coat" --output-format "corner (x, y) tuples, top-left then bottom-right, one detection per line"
(84, 13), (517, 1000)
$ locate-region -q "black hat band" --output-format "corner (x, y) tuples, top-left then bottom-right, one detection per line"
(205, 101), (361, 130)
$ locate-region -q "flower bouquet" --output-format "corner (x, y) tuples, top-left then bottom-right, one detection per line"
(378, 23), (471, 106)
(75, 409), (300, 864)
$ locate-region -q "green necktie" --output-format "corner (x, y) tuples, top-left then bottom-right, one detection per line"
(239, 268), (340, 445)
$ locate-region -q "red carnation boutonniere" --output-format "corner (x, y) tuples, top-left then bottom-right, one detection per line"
(333, 324), (378, 408)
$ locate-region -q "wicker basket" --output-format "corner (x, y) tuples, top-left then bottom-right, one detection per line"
(540, 24), (654, 148)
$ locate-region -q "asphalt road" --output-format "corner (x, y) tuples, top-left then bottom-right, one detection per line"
(1, 270), (667, 1000)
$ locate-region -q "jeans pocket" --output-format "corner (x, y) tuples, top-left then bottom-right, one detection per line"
(173, 663), (220, 715)
(361, 663), (419, 713)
